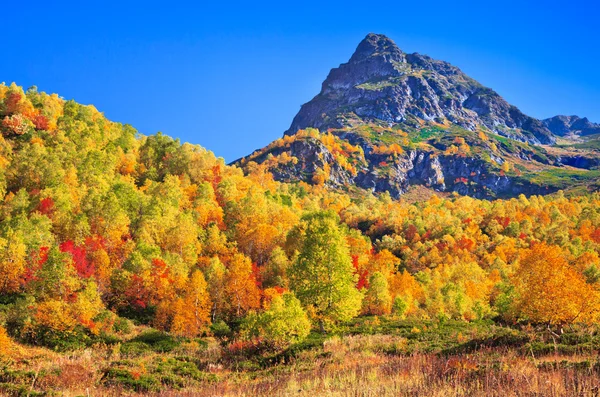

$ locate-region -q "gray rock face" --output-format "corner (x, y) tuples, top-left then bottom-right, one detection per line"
(285, 33), (556, 145)
(543, 115), (600, 137)
(253, 136), (551, 199)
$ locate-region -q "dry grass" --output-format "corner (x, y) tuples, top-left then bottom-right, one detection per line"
(187, 348), (600, 397)
(2, 327), (600, 396)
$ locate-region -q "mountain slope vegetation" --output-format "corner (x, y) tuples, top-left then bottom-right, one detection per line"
(1, 77), (600, 394)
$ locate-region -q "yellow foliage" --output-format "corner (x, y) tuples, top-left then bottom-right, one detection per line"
(0, 326), (15, 358)
(513, 243), (600, 325)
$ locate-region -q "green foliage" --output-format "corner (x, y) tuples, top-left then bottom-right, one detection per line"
(363, 272), (392, 315)
(240, 292), (311, 346)
(392, 296), (409, 318)
(103, 368), (161, 392)
(127, 330), (180, 353)
(290, 211), (363, 329)
(210, 320), (232, 339)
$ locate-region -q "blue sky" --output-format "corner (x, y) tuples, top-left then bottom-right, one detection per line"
(3, 0), (599, 161)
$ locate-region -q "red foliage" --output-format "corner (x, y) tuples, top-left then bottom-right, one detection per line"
(60, 240), (94, 278)
(405, 224), (418, 242)
(152, 258), (170, 281)
(211, 165), (222, 186)
(32, 114), (49, 130)
(37, 197), (55, 216)
(495, 216), (511, 229)
(353, 255), (369, 290)
(591, 228), (600, 244)
(4, 92), (22, 114)
(456, 237), (475, 251)
(435, 241), (448, 251)
(126, 274), (150, 309)
(66, 292), (78, 303)
(251, 262), (262, 288)
(84, 235), (106, 251)
(225, 338), (269, 358)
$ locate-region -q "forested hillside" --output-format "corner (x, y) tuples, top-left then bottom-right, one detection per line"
(2, 83), (600, 394)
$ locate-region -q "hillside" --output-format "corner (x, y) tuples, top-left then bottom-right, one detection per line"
(238, 34), (600, 199)
(2, 82), (600, 394)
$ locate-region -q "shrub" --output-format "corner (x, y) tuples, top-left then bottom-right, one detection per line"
(210, 320), (232, 339)
(393, 296), (409, 318)
(240, 292), (311, 347)
(113, 317), (133, 334)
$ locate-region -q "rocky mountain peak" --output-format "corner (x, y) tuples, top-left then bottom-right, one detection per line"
(348, 33), (404, 64)
(240, 34), (600, 200)
(285, 33), (555, 145)
(543, 115), (600, 137)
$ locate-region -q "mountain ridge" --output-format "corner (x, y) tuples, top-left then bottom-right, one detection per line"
(284, 33), (556, 146)
(239, 33), (600, 199)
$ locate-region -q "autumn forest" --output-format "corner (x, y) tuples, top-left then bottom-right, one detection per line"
(1, 83), (600, 395)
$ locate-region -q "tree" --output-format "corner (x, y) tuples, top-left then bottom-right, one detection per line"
(363, 272), (392, 315)
(224, 253), (261, 317)
(241, 292), (311, 346)
(156, 270), (211, 337)
(260, 247), (290, 289)
(289, 211), (362, 332)
(0, 229), (26, 293)
(204, 257), (227, 321)
(512, 243), (600, 327)
(0, 325), (14, 358)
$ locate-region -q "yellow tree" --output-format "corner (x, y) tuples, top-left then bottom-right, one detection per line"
(0, 230), (26, 293)
(225, 253), (261, 317)
(0, 325), (15, 358)
(171, 271), (212, 337)
(513, 243), (600, 326)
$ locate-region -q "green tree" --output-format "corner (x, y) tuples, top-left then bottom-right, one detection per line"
(289, 211), (362, 332)
(363, 272), (392, 315)
(241, 292), (311, 346)
(261, 247), (290, 289)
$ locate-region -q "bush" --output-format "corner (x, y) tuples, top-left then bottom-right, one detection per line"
(30, 325), (92, 351)
(393, 297), (409, 318)
(103, 368), (160, 392)
(240, 292), (311, 347)
(132, 330), (179, 352)
(210, 320), (231, 339)
(113, 317), (133, 334)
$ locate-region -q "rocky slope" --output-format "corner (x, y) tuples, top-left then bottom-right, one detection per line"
(238, 34), (600, 199)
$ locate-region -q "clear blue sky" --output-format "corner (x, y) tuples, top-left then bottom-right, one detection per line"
(3, 0), (599, 161)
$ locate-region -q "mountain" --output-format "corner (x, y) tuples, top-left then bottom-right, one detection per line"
(543, 115), (600, 137)
(238, 33), (600, 199)
(285, 33), (555, 145)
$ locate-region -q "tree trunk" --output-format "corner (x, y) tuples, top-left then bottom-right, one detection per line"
(319, 319), (326, 335)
